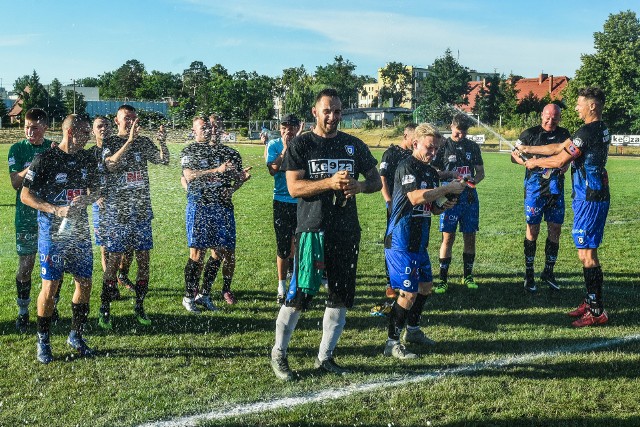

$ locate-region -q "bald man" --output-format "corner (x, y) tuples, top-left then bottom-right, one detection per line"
(512, 104), (570, 292)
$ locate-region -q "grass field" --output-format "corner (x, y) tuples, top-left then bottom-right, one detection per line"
(0, 136), (639, 427)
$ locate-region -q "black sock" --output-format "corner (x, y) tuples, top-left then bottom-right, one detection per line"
(202, 257), (221, 295)
(71, 302), (89, 334)
(584, 266), (604, 315)
(388, 302), (409, 341)
(407, 293), (428, 328)
(463, 253), (475, 278)
(439, 257), (451, 282)
(101, 279), (117, 306)
(524, 238), (536, 279)
(184, 258), (201, 298)
(134, 280), (149, 311)
(544, 238), (559, 274)
(37, 316), (52, 335)
(222, 275), (232, 293)
(16, 279), (31, 300)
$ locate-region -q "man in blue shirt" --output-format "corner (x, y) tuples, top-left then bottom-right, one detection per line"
(266, 113), (301, 303)
(521, 87), (610, 327)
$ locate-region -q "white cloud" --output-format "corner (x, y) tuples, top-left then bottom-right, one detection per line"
(0, 34), (39, 47)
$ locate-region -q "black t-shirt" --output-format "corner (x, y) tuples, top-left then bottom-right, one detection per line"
(380, 144), (412, 200)
(101, 135), (161, 216)
(282, 131), (377, 233)
(385, 156), (440, 253)
(22, 147), (99, 233)
(431, 137), (484, 180)
(180, 142), (242, 207)
(517, 125), (571, 196)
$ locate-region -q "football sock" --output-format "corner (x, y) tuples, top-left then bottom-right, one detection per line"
(463, 252), (475, 278)
(278, 280), (286, 296)
(318, 307), (347, 361)
(16, 297), (30, 316)
(584, 266), (604, 315)
(544, 238), (559, 273)
(101, 279), (117, 305)
(524, 238), (536, 278)
(272, 305), (301, 358)
(201, 257), (221, 295)
(16, 279), (31, 300)
(184, 258), (201, 298)
(407, 293), (428, 328)
(71, 302), (89, 334)
(37, 315), (52, 335)
(134, 280), (149, 311)
(388, 302), (409, 341)
(222, 276), (232, 293)
(439, 257), (451, 282)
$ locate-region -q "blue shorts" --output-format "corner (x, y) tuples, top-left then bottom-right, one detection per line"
(385, 249), (432, 293)
(38, 233), (93, 280)
(186, 202), (236, 249)
(572, 200), (609, 249)
(103, 217), (153, 253)
(439, 189), (479, 233)
(524, 194), (565, 225)
(92, 203), (104, 246)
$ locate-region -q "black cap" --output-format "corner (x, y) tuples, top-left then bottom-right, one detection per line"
(280, 113), (300, 126)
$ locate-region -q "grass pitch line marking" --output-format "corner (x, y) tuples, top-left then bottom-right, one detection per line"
(140, 333), (640, 427)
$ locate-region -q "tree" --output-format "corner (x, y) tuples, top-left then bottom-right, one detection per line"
(64, 89), (87, 116)
(563, 10), (640, 133)
(47, 78), (66, 123)
(135, 71), (182, 100)
(275, 66), (315, 120)
(0, 99), (8, 127)
(102, 59), (146, 99)
(418, 49), (471, 123)
(17, 71), (49, 118)
(378, 62), (412, 107)
(78, 77), (100, 87)
(472, 74), (502, 124)
(314, 55), (370, 109)
(182, 61), (210, 97)
(497, 77), (520, 127)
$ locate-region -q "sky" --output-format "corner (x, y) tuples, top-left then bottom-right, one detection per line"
(1, 0), (638, 90)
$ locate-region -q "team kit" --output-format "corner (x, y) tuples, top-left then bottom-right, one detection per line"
(9, 87), (611, 379)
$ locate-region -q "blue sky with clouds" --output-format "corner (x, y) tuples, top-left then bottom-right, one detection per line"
(1, 0), (637, 89)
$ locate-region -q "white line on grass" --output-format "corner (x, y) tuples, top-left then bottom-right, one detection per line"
(140, 333), (640, 427)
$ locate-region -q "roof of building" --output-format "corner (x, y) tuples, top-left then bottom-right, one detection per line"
(459, 74), (569, 112)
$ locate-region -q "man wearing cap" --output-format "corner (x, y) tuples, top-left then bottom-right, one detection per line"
(266, 114), (301, 303)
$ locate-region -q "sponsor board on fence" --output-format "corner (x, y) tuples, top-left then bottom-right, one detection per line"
(467, 134), (485, 144)
(222, 132), (237, 143)
(612, 135), (640, 146)
(442, 133), (485, 144)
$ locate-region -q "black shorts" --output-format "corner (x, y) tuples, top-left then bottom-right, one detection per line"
(273, 200), (297, 259)
(287, 230), (361, 310)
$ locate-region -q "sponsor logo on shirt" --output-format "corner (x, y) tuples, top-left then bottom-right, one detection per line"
(308, 159), (354, 178)
(379, 161), (388, 171)
(8, 156), (15, 167)
(448, 155), (457, 163)
(573, 137), (584, 148)
(401, 174), (416, 185)
(134, 152), (142, 162)
(55, 173), (68, 184)
(180, 156), (190, 166)
(345, 145), (354, 156)
(25, 170), (35, 181)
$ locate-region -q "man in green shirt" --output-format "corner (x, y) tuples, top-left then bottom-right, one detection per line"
(8, 108), (54, 333)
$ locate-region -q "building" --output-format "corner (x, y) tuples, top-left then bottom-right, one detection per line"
(460, 73), (569, 112)
(359, 65), (496, 110)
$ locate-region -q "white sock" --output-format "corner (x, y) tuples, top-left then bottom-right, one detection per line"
(278, 280), (286, 296)
(318, 307), (347, 362)
(272, 305), (301, 359)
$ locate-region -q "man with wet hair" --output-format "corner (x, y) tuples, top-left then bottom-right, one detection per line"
(270, 88), (382, 380)
(431, 113), (485, 293)
(521, 87), (611, 327)
(511, 104), (570, 292)
(21, 114), (99, 363)
(8, 108), (55, 333)
(98, 104), (169, 329)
